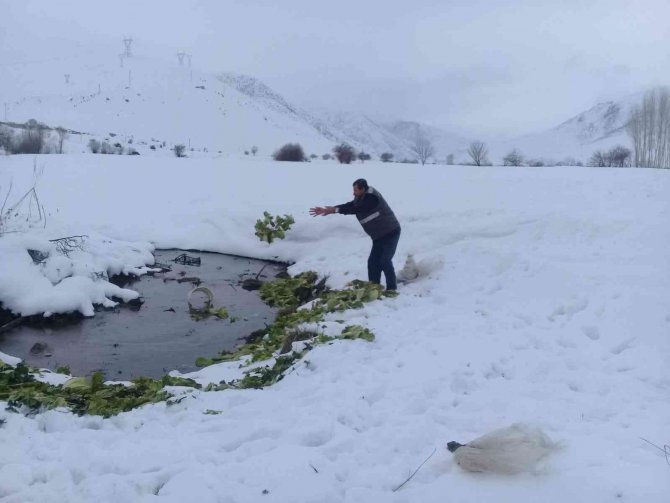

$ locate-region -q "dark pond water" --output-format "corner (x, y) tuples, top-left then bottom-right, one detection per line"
(0, 249), (285, 380)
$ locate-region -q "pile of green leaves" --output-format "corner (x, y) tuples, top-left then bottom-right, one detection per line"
(254, 211), (295, 244)
(259, 271), (321, 309)
(196, 276), (388, 388)
(0, 362), (200, 417)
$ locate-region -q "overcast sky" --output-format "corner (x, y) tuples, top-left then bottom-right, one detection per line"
(2, 0), (670, 137)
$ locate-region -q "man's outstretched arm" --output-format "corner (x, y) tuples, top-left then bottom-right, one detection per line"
(309, 206), (337, 216)
(310, 194), (378, 217)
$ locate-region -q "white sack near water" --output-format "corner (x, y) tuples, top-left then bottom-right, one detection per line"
(451, 423), (557, 474)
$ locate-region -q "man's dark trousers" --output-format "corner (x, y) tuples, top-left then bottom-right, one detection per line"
(367, 228), (401, 290)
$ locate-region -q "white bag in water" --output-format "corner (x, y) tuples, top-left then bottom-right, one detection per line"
(398, 254), (419, 281)
(448, 423), (557, 474)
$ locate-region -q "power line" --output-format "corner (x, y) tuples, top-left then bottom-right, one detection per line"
(122, 37), (133, 58)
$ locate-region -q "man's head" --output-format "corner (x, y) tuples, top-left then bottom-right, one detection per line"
(353, 178), (368, 198)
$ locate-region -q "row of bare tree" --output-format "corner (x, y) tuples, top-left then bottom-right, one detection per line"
(626, 87), (670, 169)
(0, 119), (68, 154)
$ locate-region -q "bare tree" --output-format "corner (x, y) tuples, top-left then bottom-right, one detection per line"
(467, 141), (488, 166)
(410, 132), (434, 165)
(0, 126), (12, 153)
(627, 87), (670, 168)
(55, 127), (68, 154)
(588, 150), (608, 167)
(11, 119), (46, 154)
(503, 148), (524, 166)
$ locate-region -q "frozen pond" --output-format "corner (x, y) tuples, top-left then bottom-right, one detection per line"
(0, 249), (285, 380)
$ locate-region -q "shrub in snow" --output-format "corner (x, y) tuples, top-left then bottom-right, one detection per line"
(358, 151), (371, 162)
(251, 145), (258, 156)
(322, 153), (332, 160)
(333, 143), (356, 164)
(88, 139), (100, 153)
(380, 152), (394, 162)
(173, 144), (186, 158)
(273, 143), (306, 162)
(150, 145), (156, 150)
(100, 142), (114, 154)
(254, 211), (295, 244)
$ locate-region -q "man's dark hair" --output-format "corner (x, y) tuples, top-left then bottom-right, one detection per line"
(353, 178), (368, 190)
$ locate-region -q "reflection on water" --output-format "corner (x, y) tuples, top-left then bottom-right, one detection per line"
(0, 249), (285, 380)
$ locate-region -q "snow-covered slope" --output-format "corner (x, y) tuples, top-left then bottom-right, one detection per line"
(1, 57), (418, 158)
(386, 120), (470, 161)
(220, 74), (416, 158)
(0, 52), (656, 164)
(2, 57), (344, 156)
(489, 94), (642, 164)
(1, 155), (668, 502)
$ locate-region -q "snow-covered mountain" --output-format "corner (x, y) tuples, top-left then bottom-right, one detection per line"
(488, 93), (641, 164)
(219, 73), (416, 158)
(0, 51), (650, 164)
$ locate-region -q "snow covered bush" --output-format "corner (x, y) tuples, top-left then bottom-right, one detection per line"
(254, 211), (295, 244)
(273, 143), (305, 162)
(503, 149), (524, 166)
(88, 139), (100, 153)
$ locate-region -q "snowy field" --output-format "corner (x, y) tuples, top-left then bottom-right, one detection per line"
(1, 154), (669, 502)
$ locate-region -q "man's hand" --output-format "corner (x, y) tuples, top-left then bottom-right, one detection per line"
(309, 206), (335, 216)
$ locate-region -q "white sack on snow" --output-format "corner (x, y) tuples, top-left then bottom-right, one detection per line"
(451, 423), (557, 474)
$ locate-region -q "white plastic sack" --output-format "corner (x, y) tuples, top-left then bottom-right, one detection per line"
(450, 423), (557, 474)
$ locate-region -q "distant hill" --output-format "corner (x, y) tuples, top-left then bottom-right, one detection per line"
(487, 93), (641, 164)
(0, 52), (649, 164)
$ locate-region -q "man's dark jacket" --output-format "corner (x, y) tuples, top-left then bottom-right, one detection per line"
(336, 187), (400, 240)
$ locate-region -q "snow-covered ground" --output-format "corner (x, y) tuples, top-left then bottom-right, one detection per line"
(1, 154), (669, 502)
